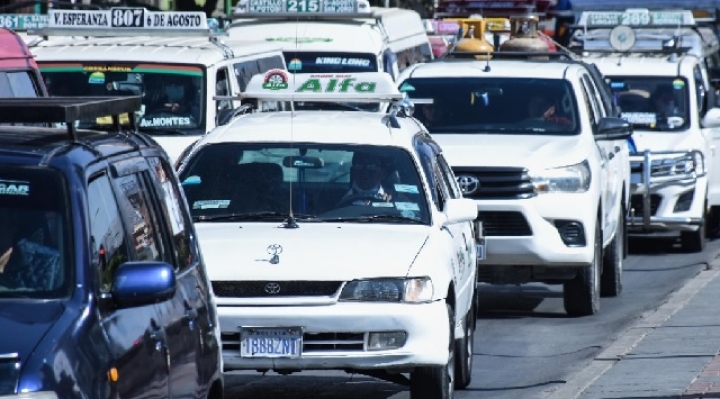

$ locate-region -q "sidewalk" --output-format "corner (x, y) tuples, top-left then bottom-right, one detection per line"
(544, 260), (720, 399)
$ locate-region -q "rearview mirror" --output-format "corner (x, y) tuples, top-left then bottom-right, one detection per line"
(443, 198), (478, 226)
(282, 156), (324, 169)
(112, 261), (176, 309)
(595, 117), (633, 141)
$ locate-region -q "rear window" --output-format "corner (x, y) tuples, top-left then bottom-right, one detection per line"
(0, 167), (72, 298)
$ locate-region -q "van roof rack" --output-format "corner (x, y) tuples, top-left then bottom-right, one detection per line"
(26, 7), (223, 37)
(0, 96), (141, 141)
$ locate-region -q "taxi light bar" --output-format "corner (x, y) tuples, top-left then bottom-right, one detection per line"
(576, 9), (697, 28)
(0, 96), (141, 141)
(27, 8), (220, 37)
(236, 70), (404, 102)
(231, 0), (374, 19)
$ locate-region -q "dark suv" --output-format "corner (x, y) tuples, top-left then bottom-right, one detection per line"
(0, 97), (223, 399)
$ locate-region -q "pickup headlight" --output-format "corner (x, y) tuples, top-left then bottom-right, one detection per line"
(532, 160), (591, 193)
(339, 277), (433, 303)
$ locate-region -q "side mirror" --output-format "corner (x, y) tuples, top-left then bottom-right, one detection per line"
(702, 108), (720, 128)
(595, 117), (633, 141)
(111, 261), (176, 309)
(216, 103), (253, 126)
(443, 198), (478, 226)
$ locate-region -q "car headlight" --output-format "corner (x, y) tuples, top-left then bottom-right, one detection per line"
(339, 277), (434, 303)
(532, 160), (591, 193)
(0, 392), (59, 399)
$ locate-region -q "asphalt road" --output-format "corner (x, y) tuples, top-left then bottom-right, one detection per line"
(224, 236), (720, 399)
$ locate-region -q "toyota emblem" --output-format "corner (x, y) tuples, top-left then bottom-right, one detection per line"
(264, 282), (281, 295)
(457, 175), (480, 195)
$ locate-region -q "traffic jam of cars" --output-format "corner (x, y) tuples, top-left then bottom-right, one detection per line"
(0, 0), (718, 398)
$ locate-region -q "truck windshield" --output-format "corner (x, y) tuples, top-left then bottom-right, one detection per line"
(606, 76), (690, 132)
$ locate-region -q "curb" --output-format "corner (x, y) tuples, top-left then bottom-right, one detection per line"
(540, 249), (720, 399)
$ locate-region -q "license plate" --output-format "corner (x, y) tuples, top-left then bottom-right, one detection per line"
(240, 327), (303, 358)
(631, 172), (642, 184)
(476, 238), (486, 261)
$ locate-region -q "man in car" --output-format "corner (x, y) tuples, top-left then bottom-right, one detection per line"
(338, 151), (394, 206)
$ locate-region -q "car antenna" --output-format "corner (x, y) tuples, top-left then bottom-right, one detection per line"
(281, 11), (301, 229)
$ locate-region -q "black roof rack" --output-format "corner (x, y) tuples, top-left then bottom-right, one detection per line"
(569, 46), (695, 56)
(443, 50), (577, 60)
(0, 96), (141, 141)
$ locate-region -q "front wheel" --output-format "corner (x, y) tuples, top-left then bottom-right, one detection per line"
(563, 217), (601, 316)
(601, 207), (624, 297)
(410, 304), (455, 399)
(681, 202), (706, 253)
(454, 296), (475, 389)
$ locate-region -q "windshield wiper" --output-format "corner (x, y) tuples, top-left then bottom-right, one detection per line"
(195, 212), (317, 222)
(322, 215), (425, 224)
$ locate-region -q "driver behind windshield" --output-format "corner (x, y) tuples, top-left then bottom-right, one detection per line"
(339, 151), (393, 206)
(145, 74), (199, 115)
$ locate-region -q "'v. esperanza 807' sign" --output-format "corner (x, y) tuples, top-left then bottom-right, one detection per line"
(47, 8), (209, 29)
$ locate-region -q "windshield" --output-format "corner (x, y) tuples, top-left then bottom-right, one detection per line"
(39, 62), (205, 134)
(283, 51), (380, 112)
(0, 167), (71, 298)
(399, 77), (580, 135)
(179, 143), (430, 225)
(606, 76), (690, 132)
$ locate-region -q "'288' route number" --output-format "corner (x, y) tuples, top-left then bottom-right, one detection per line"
(111, 8), (145, 28)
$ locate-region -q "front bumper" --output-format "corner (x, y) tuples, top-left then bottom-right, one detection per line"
(218, 300), (450, 371)
(628, 150), (706, 234)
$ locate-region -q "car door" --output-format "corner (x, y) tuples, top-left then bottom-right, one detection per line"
(89, 169), (169, 399)
(146, 156), (215, 397)
(580, 74), (615, 244)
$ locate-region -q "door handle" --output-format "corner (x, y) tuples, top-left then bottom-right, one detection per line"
(184, 300), (198, 330)
(614, 145), (621, 152)
(149, 319), (166, 351)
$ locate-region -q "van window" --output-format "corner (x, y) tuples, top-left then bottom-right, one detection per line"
(114, 173), (164, 262)
(258, 56), (286, 72)
(234, 59), (261, 92)
(216, 67), (231, 112)
(283, 51), (378, 74)
(0, 71), (39, 97)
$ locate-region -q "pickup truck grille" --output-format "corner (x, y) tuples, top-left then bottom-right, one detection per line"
(212, 281), (342, 298)
(453, 167), (536, 199)
(477, 211), (532, 236)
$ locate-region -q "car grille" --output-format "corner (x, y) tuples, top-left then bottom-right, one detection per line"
(222, 331), (365, 353)
(212, 281), (343, 298)
(630, 194), (662, 216)
(477, 211), (533, 236)
(453, 167), (535, 200)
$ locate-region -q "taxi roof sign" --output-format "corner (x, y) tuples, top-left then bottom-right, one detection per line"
(0, 14), (49, 31)
(232, 0), (373, 18)
(577, 9), (697, 28)
(241, 70), (403, 102)
(29, 8), (217, 37)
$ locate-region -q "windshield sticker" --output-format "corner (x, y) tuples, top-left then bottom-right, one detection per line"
(401, 210), (417, 219)
(399, 82), (415, 92)
(84, 65), (133, 73)
(0, 179), (29, 196)
(372, 202), (395, 208)
(673, 79), (685, 89)
(267, 37), (333, 43)
(182, 176), (202, 185)
(262, 69), (290, 90)
(621, 112), (657, 125)
(140, 117), (192, 127)
(395, 202), (420, 211)
(88, 71), (105, 84)
(315, 57), (371, 67)
(288, 58), (302, 71)
(394, 184), (419, 194)
(193, 200), (230, 209)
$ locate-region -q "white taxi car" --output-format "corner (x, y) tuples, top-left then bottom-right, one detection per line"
(176, 71), (480, 399)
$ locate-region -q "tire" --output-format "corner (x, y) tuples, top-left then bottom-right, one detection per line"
(601, 207), (624, 297)
(681, 202), (706, 253)
(410, 304), (455, 399)
(563, 217), (601, 316)
(454, 296), (475, 389)
(706, 206), (720, 238)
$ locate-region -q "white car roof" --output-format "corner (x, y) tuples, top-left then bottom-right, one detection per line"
(584, 54), (698, 77)
(402, 59), (579, 80)
(200, 111), (420, 149)
(226, 21), (384, 54)
(30, 36), (284, 66)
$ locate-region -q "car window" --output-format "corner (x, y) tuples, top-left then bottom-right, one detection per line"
(400, 77), (580, 135)
(606, 76), (690, 132)
(0, 167), (70, 297)
(437, 154), (461, 199)
(414, 137), (441, 210)
(87, 173), (130, 293)
(0, 71), (39, 97)
(113, 173), (164, 262)
(148, 157), (196, 272)
(178, 143), (430, 224)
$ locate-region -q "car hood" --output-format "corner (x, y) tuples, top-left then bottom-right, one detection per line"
(432, 134), (585, 169)
(196, 222), (429, 281)
(0, 301), (64, 394)
(631, 131), (694, 153)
